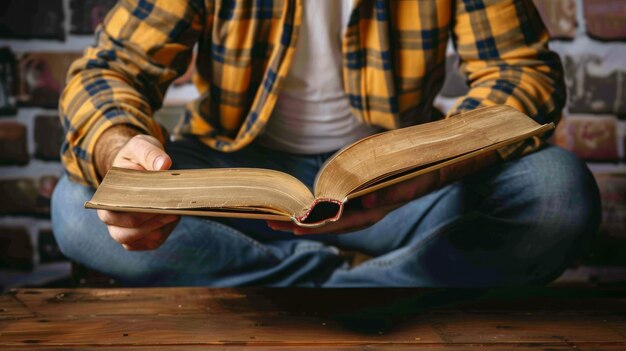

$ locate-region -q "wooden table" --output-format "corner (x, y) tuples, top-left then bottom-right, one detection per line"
(1, 287), (625, 350)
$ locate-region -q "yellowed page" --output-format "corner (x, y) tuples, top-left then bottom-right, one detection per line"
(86, 168), (315, 220)
(345, 123), (554, 200)
(84, 203), (293, 221)
(314, 105), (551, 200)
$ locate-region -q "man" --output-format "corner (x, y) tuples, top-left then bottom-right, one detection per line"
(53, 0), (600, 287)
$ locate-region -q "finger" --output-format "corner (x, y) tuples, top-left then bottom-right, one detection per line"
(143, 219), (179, 248)
(123, 219), (179, 251)
(109, 214), (179, 245)
(122, 232), (164, 251)
(378, 181), (418, 206)
(98, 209), (160, 228)
(362, 187), (407, 209)
(117, 135), (172, 171)
(361, 193), (378, 209)
(267, 221), (297, 232)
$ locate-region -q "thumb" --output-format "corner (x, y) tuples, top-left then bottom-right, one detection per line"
(126, 135), (172, 171)
(151, 153), (172, 171)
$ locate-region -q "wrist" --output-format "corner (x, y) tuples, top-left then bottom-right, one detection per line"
(94, 125), (143, 178)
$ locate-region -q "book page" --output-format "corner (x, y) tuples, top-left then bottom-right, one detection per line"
(86, 167), (315, 220)
(345, 124), (553, 200)
(314, 105), (551, 200)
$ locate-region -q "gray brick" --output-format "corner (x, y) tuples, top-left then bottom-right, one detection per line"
(0, 47), (18, 116)
(38, 228), (66, 263)
(564, 54), (626, 115)
(70, 0), (117, 35)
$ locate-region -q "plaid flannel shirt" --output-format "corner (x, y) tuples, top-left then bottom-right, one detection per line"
(60, 0), (565, 187)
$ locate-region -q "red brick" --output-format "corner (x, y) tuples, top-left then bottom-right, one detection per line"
(34, 115), (64, 161)
(554, 115), (619, 161)
(533, 0), (577, 39)
(17, 52), (82, 108)
(0, 226), (34, 270)
(564, 54), (626, 115)
(36, 175), (59, 213)
(584, 0), (626, 41)
(0, 121), (29, 165)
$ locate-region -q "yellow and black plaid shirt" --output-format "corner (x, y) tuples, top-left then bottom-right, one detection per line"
(60, 0), (565, 187)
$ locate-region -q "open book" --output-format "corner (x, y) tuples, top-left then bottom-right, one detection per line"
(85, 105), (554, 227)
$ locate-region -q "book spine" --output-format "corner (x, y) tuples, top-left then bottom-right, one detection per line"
(294, 198), (344, 228)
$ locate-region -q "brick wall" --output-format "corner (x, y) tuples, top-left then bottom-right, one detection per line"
(0, 0), (624, 289)
(0, 0), (192, 289)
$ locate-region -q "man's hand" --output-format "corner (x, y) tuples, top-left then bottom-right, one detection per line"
(267, 150), (501, 235)
(94, 126), (180, 251)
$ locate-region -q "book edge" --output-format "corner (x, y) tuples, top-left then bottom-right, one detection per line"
(84, 202), (293, 222)
(344, 123), (555, 200)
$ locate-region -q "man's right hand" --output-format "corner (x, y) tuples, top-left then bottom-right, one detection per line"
(94, 127), (180, 251)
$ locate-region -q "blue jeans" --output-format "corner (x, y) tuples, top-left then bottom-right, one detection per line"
(52, 139), (601, 287)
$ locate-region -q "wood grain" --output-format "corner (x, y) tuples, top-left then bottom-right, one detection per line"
(0, 294), (34, 320)
(0, 287), (625, 350)
(12, 346), (626, 351)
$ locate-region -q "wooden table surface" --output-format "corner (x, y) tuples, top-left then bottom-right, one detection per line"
(0, 287), (625, 350)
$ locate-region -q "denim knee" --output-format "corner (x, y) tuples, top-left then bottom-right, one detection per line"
(507, 146), (601, 282)
(51, 175), (98, 263)
(528, 146), (600, 235)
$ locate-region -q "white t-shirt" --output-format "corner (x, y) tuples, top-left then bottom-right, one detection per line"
(258, 0), (379, 154)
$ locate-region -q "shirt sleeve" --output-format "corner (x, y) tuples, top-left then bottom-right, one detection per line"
(59, 0), (204, 186)
(448, 0), (565, 159)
